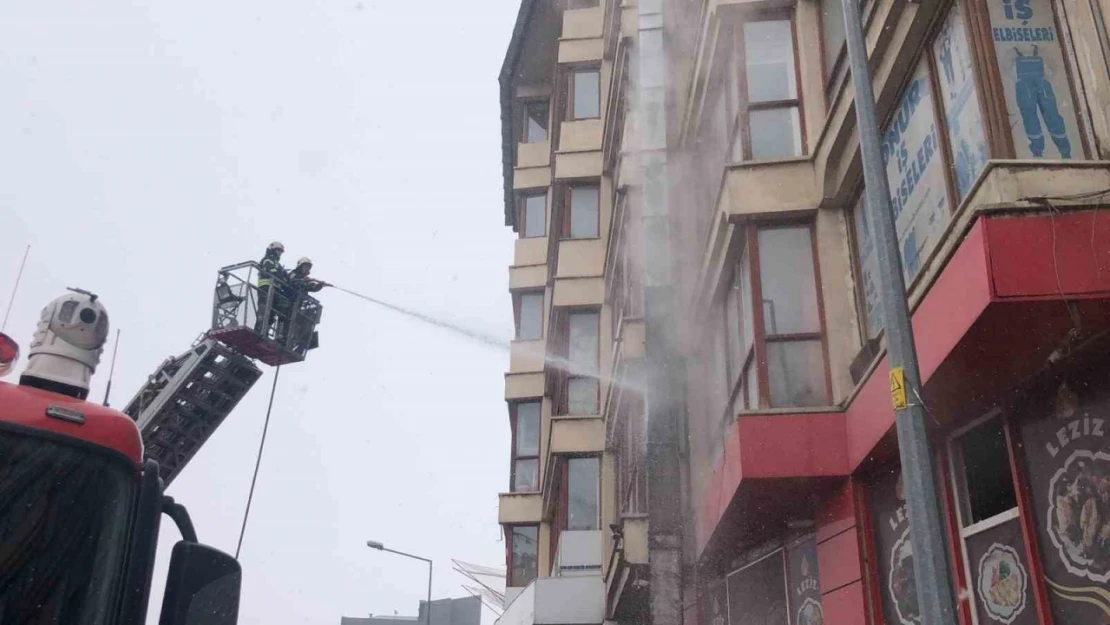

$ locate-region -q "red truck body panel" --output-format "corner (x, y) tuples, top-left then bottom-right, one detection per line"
(0, 380), (143, 467)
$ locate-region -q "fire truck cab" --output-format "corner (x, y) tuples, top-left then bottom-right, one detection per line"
(0, 290), (242, 625)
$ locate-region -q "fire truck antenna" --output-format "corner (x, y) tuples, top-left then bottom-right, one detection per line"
(103, 329), (121, 406)
(1, 245), (30, 333)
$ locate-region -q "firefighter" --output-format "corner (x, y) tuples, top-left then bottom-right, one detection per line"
(290, 257), (328, 293)
(285, 257), (328, 353)
(256, 241), (288, 337)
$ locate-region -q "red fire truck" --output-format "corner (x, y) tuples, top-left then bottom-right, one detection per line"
(0, 289), (241, 625)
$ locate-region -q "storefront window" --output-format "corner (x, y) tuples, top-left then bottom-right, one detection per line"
(869, 468), (921, 625)
(706, 535), (823, 625)
(1020, 383), (1110, 622)
(726, 550), (788, 625)
(986, 0), (1083, 159)
(948, 414), (1035, 625)
(931, 2), (989, 201)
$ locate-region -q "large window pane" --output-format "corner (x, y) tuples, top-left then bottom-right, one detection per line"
(572, 69), (600, 119)
(568, 377), (599, 414)
(726, 267), (747, 383)
(524, 101), (549, 144)
(954, 418), (1017, 525)
(515, 401), (540, 456)
(852, 195), (883, 338)
(567, 457), (600, 530)
(568, 311), (600, 374)
(766, 340), (828, 407)
(518, 293), (543, 340)
(510, 526), (538, 587)
(743, 21), (797, 102)
(569, 186), (600, 238)
(513, 459), (539, 492)
(881, 60), (951, 285)
(745, 361), (759, 409)
(750, 107), (802, 159)
(931, 2), (988, 201)
(758, 228), (820, 335)
(821, 0), (846, 76)
(523, 194), (546, 238)
(985, 0), (1080, 159)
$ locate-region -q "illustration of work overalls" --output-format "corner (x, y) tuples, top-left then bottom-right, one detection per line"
(1014, 47), (1071, 158)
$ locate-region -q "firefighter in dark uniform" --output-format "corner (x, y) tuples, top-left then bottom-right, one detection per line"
(285, 257), (328, 353)
(256, 241), (288, 337)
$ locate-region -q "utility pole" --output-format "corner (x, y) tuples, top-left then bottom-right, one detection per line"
(840, 1), (959, 625)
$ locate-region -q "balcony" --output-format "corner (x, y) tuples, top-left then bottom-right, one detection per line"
(499, 491), (542, 525)
(496, 576), (604, 625)
(551, 530), (603, 577)
(497, 529), (605, 625)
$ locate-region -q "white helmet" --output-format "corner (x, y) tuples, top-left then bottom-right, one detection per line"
(20, 289), (109, 399)
(268, 241), (285, 253)
(296, 257), (312, 268)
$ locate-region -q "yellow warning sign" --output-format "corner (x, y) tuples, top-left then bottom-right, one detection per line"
(890, 367), (907, 410)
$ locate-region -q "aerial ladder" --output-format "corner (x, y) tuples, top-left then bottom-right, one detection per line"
(123, 260), (323, 484)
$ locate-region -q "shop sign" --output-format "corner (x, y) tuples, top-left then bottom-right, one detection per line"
(880, 59), (952, 284)
(787, 537), (823, 625)
(1021, 388), (1110, 621)
(965, 521), (1035, 624)
(727, 550), (789, 625)
(870, 468), (921, 625)
(931, 1), (989, 201)
(986, 0), (1082, 159)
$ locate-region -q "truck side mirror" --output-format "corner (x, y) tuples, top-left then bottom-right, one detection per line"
(159, 542), (241, 625)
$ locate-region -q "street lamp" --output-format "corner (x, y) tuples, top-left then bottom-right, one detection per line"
(366, 540), (433, 625)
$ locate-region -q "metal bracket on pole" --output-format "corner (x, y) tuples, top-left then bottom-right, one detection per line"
(840, 0), (959, 624)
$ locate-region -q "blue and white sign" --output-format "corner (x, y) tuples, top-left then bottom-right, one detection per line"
(988, 0), (1082, 159)
(881, 60), (951, 285)
(932, 2), (989, 200)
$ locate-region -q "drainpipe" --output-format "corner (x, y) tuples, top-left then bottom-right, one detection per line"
(637, 1), (684, 625)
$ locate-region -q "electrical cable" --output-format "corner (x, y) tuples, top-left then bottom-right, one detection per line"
(1, 245), (30, 333)
(235, 364), (281, 560)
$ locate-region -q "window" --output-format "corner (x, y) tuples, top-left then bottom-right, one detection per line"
(947, 413), (1033, 625)
(566, 185), (599, 239)
(759, 228), (828, 407)
(735, 18), (803, 160)
(521, 193), (547, 238)
(820, 0), (846, 77)
(508, 525), (538, 587)
(515, 292), (544, 340)
(726, 245), (757, 411)
(511, 401), (541, 492)
(723, 225), (829, 409)
(567, 311), (600, 414)
(566, 456), (599, 530)
(522, 101), (549, 144)
(931, 1), (988, 201)
(983, 0), (1083, 160)
(569, 68), (600, 120)
(951, 416), (1017, 525)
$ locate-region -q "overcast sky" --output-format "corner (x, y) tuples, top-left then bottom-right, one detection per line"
(0, 1), (518, 623)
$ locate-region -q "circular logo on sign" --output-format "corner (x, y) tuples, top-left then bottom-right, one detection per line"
(796, 597), (824, 625)
(1047, 450), (1110, 582)
(888, 528), (921, 624)
(976, 543), (1028, 623)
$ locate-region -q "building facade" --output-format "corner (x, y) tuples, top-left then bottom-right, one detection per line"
(496, 1), (1110, 625)
(342, 597), (482, 625)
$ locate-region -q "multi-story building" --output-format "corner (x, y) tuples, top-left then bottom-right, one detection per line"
(496, 1), (1110, 625)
